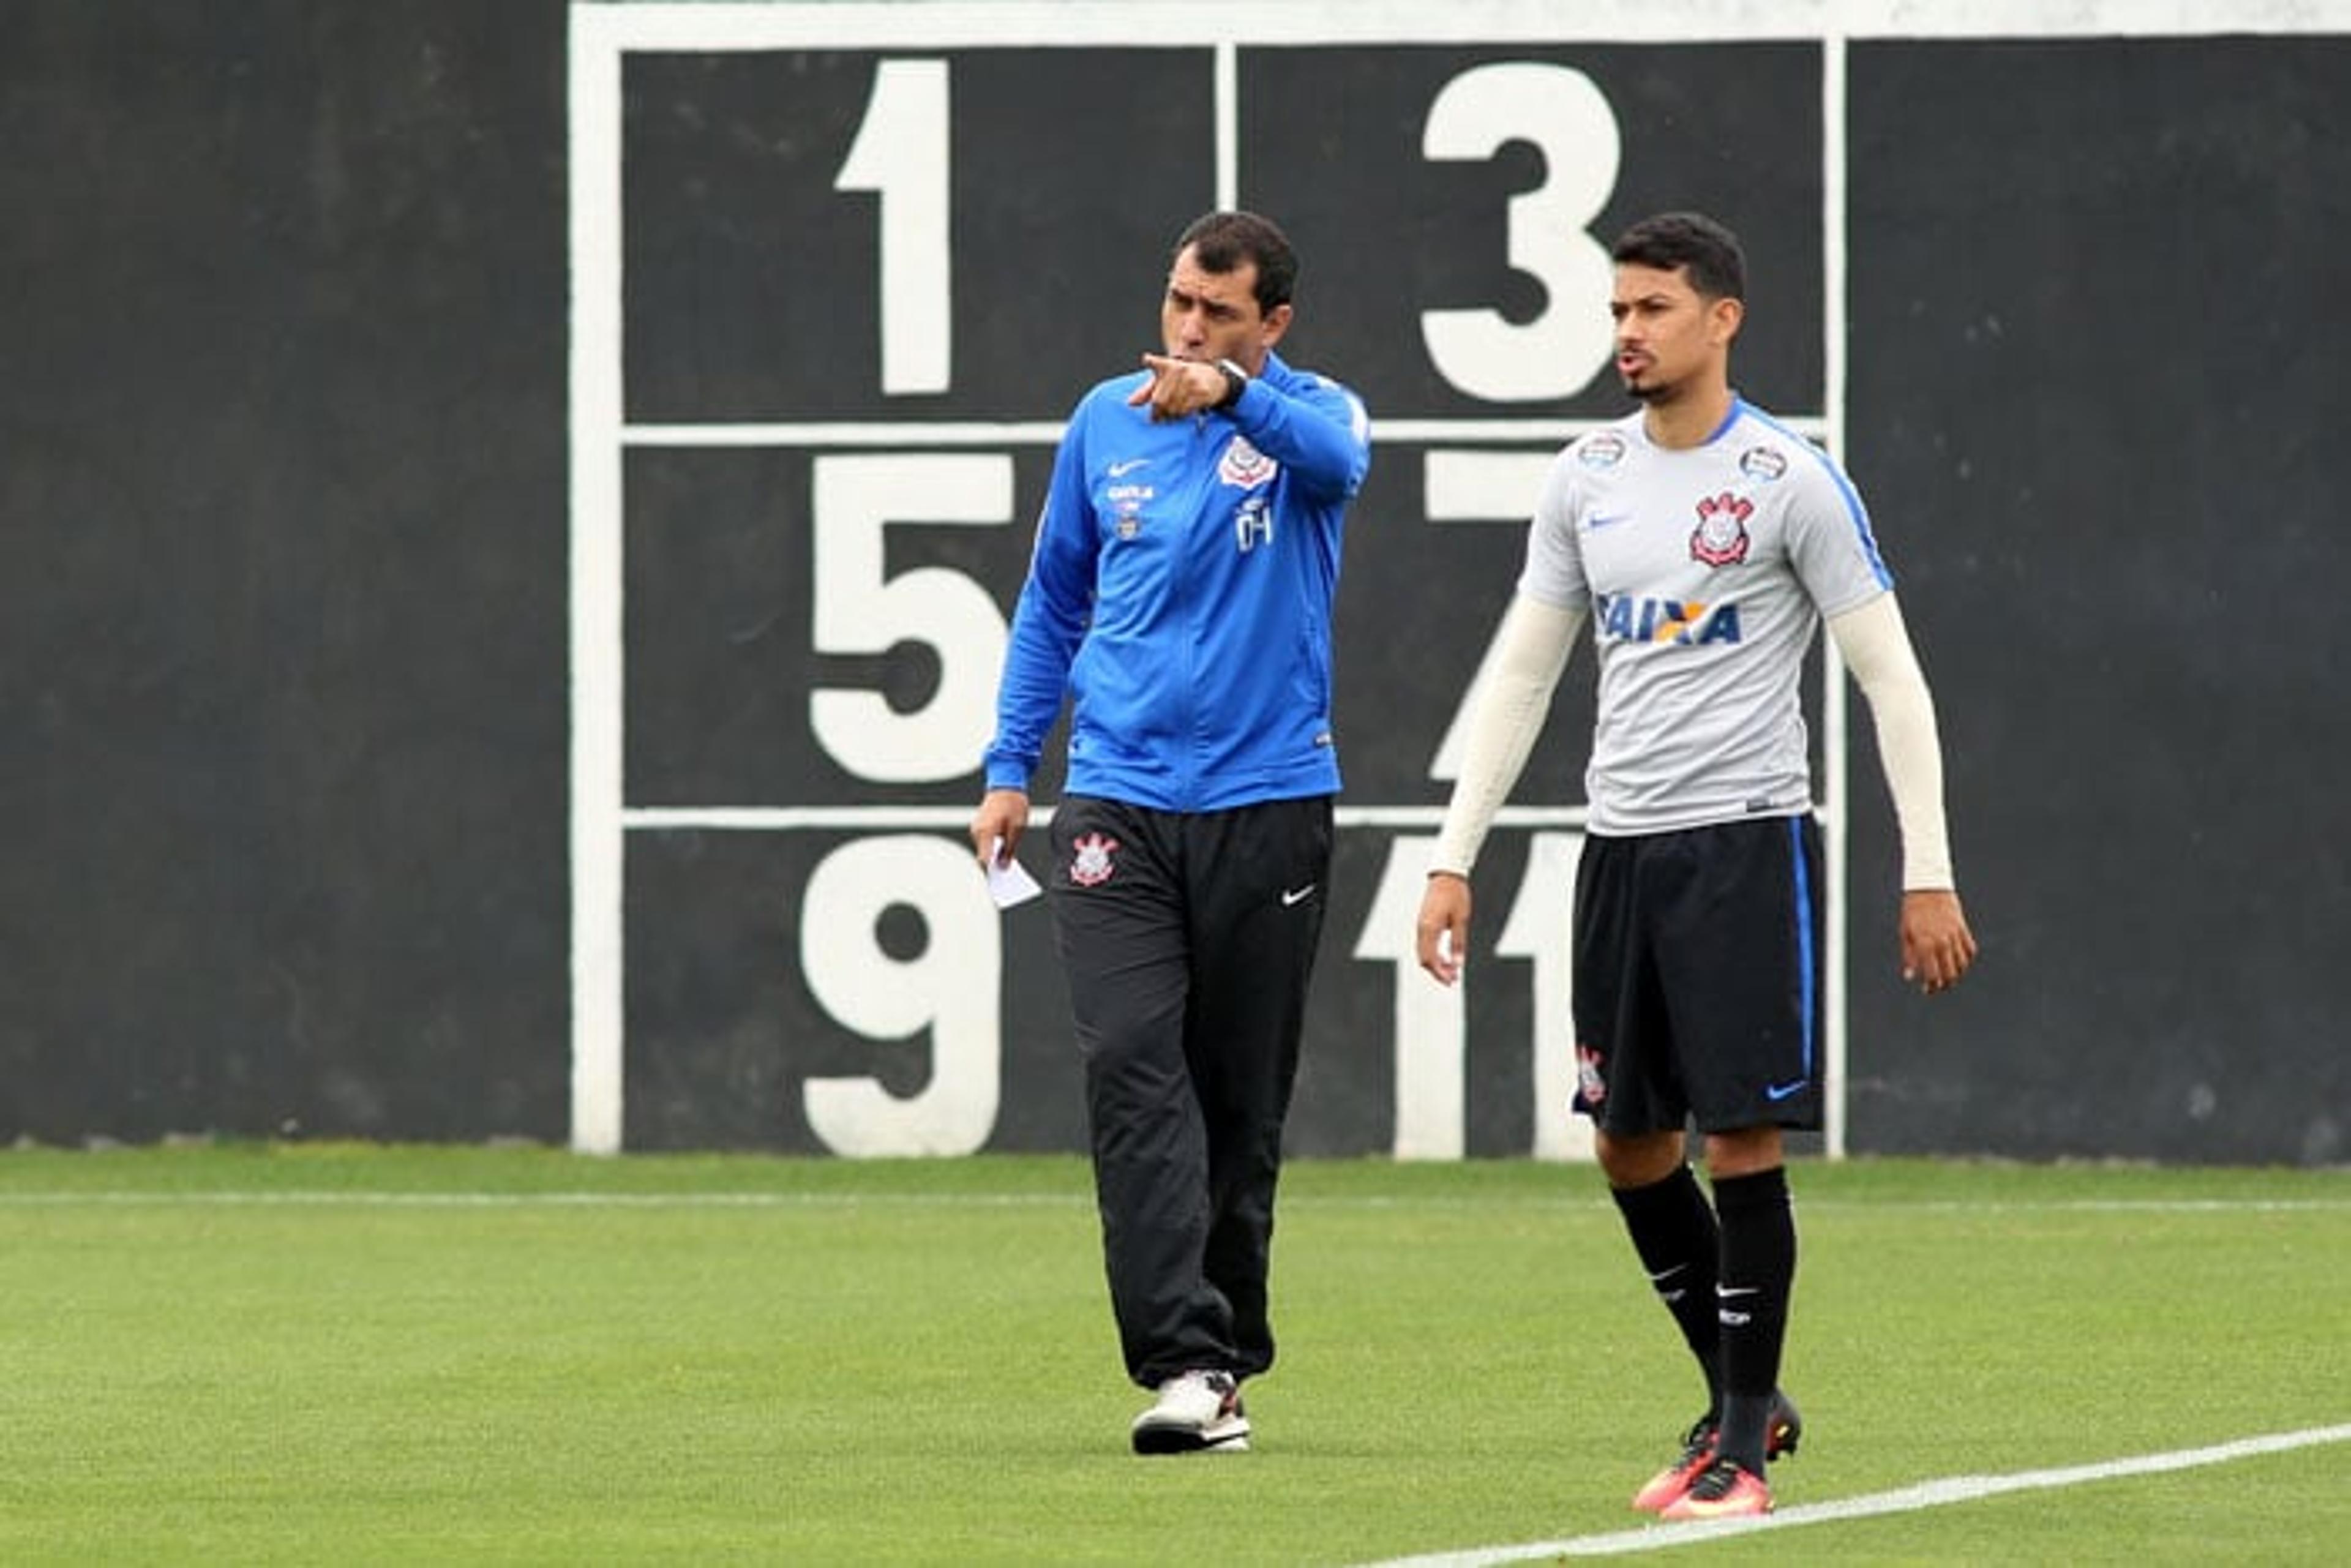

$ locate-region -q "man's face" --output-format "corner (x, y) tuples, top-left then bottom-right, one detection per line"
(1160, 245), (1289, 370)
(1610, 261), (1739, 403)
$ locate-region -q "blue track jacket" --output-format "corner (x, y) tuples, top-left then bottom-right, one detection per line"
(984, 351), (1372, 812)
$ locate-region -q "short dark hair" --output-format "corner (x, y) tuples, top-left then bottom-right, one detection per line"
(1611, 211), (1747, 302)
(1174, 209), (1299, 315)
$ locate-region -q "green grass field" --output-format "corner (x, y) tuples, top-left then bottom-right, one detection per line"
(1, 1146), (2344, 1564)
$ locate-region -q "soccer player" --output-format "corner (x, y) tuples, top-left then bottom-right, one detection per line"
(1414, 211), (1976, 1517)
(972, 210), (1371, 1454)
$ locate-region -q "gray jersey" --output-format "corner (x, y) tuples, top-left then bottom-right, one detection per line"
(1518, 398), (1892, 836)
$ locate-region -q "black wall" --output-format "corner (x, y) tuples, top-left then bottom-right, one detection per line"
(1843, 38), (2351, 1164)
(2, 5), (2342, 1163)
(0, 1), (571, 1139)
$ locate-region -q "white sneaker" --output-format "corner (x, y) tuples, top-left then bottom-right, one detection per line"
(1130, 1370), (1250, 1454)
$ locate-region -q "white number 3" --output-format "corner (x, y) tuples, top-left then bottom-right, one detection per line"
(1419, 62), (1623, 403)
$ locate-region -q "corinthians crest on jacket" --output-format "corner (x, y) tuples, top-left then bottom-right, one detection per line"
(1218, 434), (1278, 490)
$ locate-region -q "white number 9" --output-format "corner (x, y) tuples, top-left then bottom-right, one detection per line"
(801, 835), (1001, 1155)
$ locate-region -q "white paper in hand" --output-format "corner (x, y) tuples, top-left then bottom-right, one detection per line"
(985, 839), (1043, 910)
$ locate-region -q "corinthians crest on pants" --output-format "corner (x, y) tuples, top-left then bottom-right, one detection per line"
(1575, 1043), (1608, 1106)
(1069, 832), (1119, 887)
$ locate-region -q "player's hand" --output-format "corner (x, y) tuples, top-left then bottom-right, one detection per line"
(1900, 888), (1977, 994)
(970, 789), (1030, 869)
(1415, 872), (1474, 986)
(1127, 353), (1222, 421)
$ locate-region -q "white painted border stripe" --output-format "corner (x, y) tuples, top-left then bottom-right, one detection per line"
(618, 804), (1594, 831)
(566, 17), (626, 1157)
(580, 2), (2351, 50)
(1356, 1422), (2351, 1566)
(617, 417), (1827, 446)
(1215, 42), (1239, 210)
(1818, 30), (1851, 1162)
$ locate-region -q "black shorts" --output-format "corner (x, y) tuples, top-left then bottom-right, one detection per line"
(1570, 816), (1826, 1136)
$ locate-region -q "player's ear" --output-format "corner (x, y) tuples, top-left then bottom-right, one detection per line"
(1709, 295), (1744, 347)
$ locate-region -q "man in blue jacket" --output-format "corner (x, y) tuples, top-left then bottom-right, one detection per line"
(971, 209), (1370, 1455)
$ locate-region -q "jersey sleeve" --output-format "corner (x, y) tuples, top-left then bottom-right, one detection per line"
(1783, 445), (1895, 617)
(1514, 446), (1592, 612)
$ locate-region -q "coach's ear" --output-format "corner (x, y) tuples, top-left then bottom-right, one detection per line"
(1257, 301), (1293, 355)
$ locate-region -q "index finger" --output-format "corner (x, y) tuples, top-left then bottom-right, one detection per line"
(1125, 354), (1171, 406)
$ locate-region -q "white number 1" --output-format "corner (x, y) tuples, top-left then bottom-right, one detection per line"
(835, 59), (953, 396)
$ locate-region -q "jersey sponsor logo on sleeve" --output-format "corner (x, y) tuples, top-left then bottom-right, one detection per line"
(1576, 431), (1629, 469)
(1689, 491), (1754, 567)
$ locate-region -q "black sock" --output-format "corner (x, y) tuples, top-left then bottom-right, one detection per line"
(1610, 1165), (1723, 1417)
(1712, 1165), (1796, 1472)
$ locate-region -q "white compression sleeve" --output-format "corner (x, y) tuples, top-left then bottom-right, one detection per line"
(1827, 592), (1956, 890)
(1428, 594), (1584, 877)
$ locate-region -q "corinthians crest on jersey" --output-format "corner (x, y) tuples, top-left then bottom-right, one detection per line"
(1689, 490), (1753, 568)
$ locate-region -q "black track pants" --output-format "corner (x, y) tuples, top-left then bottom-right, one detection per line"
(1048, 794), (1333, 1387)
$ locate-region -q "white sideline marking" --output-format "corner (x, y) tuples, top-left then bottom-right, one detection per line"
(0, 1190), (2345, 1214)
(0, 1190), (1092, 1210)
(1355, 1422), (2351, 1566)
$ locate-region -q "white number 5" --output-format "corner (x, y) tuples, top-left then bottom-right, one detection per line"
(809, 453), (1012, 782)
